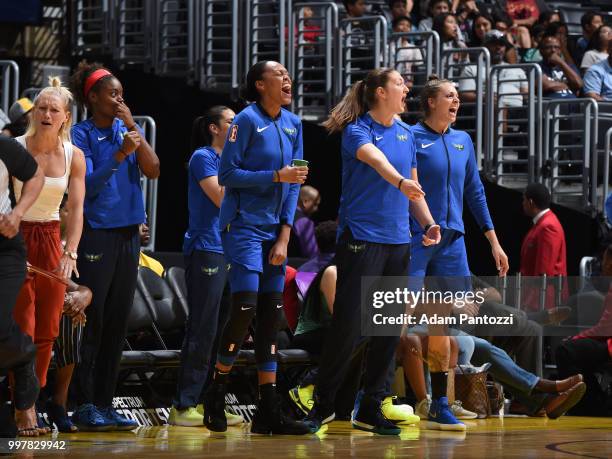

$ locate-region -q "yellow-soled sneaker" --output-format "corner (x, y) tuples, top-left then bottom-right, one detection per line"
(289, 384), (315, 415)
(195, 404), (244, 426)
(168, 406), (202, 427)
(381, 396), (420, 425)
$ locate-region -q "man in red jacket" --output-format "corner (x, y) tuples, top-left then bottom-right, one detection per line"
(520, 184), (567, 311)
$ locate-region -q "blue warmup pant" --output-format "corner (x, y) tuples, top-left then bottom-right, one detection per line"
(173, 250), (230, 410)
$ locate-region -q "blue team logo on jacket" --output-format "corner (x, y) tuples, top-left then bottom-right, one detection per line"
(283, 127), (297, 136)
(453, 143), (464, 151)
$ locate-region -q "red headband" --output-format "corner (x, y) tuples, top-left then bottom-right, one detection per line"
(83, 69), (112, 98)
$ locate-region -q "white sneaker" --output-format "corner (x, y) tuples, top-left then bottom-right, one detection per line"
(415, 396), (431, 419)
(450, 400), (478, 420)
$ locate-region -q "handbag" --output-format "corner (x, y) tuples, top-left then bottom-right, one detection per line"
(454, 364), (491, 419)
(486, 381), (505, 416)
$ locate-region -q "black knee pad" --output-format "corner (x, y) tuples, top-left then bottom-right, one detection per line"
(218, 291), (258, 356)
(254, 292), (285, 363)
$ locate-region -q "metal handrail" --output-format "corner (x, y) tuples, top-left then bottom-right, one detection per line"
(134, 115), (158, 251)
(0, 60), (20, 114)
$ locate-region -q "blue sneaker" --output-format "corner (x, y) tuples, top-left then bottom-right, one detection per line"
(71, 404), (116, 432)
(97, 407), (138, 431)
(425, 397), (466, 431)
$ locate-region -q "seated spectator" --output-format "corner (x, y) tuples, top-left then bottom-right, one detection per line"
(2, 98), (33, 138)
(288, 185), (320, 259)
(298, 220), (337, 275)
(546, 21), (576, 67)
(454, 0), (480, 42)
(389, 15), (424, 84)
(556, 243), (612, 416)
(583, 39), (612, 101)
(418, 0), (451, 33)
(576, 12), (604, 66)
(386, 0), (417, 33)
(469, 12), (517, 63)
(501, 0), (549, 29)
(581, 25), (611, 73)
(535, 10), (560, 29)
(493, 8), (530, 52)
(538, 34), (583, 99)
(459, 30), (527, 108)
(521, 23), (545, 62)
(432, 12), (468, 67)
(343, 0), (368, 18)
(138, 223), (164, 277)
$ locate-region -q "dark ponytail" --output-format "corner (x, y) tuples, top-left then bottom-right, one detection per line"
(190, 105), (231, 152)
(70, 60), (114, 111)
(420, 74), (454, 117)
(241, 61), (270, 102)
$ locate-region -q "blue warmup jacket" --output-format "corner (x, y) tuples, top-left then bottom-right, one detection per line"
(409, 121), (493, 235)
(218, 103), (303, 230)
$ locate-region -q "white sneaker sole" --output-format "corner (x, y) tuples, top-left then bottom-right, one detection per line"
(424, 420), (466, 431)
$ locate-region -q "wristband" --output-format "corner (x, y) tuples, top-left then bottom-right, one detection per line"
(424, 223), (433, 232)
(398, 178), (405, 190)
(273, 170), (280, 182)
(127, 124), (137, 131)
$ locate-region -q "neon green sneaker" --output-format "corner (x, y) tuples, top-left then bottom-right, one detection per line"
(168, 406), (202, 427)
(195, 404), (244, 426)
(289, 384), (315, 415)
(381, 396), (420, 425)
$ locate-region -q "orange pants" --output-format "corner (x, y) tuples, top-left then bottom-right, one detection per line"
(13, 221), (66, 388)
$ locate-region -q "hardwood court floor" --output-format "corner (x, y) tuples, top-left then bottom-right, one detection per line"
(10, 417), (612, 458)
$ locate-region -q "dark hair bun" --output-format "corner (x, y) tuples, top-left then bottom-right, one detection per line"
(427, 74), (441, 82)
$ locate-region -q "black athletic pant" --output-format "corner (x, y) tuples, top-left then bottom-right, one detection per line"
(315, 229), (410, 403)
(556, 337), (611, 416)
(173, 250), (230, 410)
(73, 223), (140, 407)
(0, 234), (36, 370)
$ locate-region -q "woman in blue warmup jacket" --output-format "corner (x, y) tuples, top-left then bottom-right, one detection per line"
(407, 75), (509, 430)
(305, 68), (442, 436)
(69, 62), (160, 431)
(203, 61), (310, 435)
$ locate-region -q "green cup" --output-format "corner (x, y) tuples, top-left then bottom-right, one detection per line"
(292, 159), (309, 167)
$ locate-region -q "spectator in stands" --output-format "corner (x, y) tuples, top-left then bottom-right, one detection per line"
(388, 0), (417, 29)
(535, 10), (560, 29)
(520, 184), (567, 311)
(500, 0), (548, 29)
(556, 242), (612, 416)
(432, 12), (468, 66)
(459, 30), (527, 108)
(304, 68), (441, 436)
(469, 12), (518, 64)
(2, 98), (33, 138)
(521, 23), (545, 62)
(203, 61), (309, 436)
(288, 185), (320, 259)
(454, 0), (480, 42)
(137, 222), (164, 276)
(10, 78), (86, 434)
(538, 34), (583, 98)
(546, 22), (576, 68)
(389, 16), (424, 86)
(169, 106), (244, 428)
(69, 62), (160, 431)
(343, 0), (368, 18)
(493, 9), (530, 54)
(576, 12), (604, 66)
(418, 0), (451, 33)
(46, 279), (91, 433)
(581, 25), (611, 73)
(0, 136), (44, 437)
(583, 38), (612, 101)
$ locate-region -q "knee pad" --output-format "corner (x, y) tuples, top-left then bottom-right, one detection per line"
(254, 292), (285, 366)
(218, 291), (258, 360)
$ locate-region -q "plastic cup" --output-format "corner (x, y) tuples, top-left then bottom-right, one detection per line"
(292, 159), (309, 167)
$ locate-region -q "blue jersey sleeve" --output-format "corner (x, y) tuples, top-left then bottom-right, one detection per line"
(191, 149), (218, 182)
(342, 122), (372, 159)
(219, 112), (275, 187)
(464, 137), (494, 232)
(280, 120), (303, 225)
(72, 124), (120, 199)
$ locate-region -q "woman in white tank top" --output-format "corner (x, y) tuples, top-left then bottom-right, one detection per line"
(12, 77), (86, 435)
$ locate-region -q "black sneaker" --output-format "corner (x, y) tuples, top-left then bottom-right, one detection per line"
(203, 383), (227, 432)
(303, 397), (336, 433)
(352, 394), (401, 435)
(251, 388), (310, 435)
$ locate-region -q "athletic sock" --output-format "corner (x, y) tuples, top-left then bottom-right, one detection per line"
(430, 371), (448, 400)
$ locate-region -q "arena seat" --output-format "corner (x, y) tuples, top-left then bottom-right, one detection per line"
(165, 266), (188, 317)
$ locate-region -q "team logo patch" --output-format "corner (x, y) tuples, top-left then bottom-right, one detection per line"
(348, 243), (366, 253)
(283, 127), (297, 136)
(226, 263), (232, 271)
(397, 134), (408, 142)
(85, 253), (103, 262)
(201, 266), (219, 276)
(229, 125), (238, 142)
(453, 143), (464, 151)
